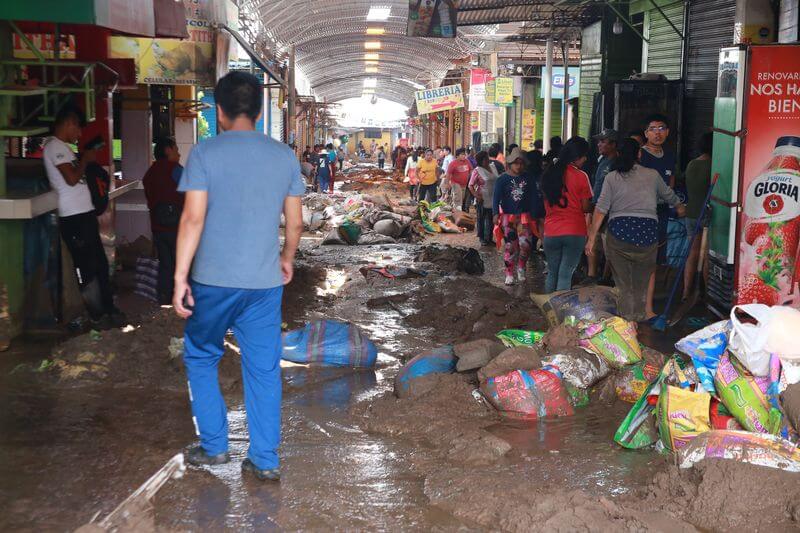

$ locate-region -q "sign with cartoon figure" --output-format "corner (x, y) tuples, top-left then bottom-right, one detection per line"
(414, 84), (465, 115)
(737, 45), (800, 306)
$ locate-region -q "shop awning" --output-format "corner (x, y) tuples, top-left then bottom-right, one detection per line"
(219, 23), (287, 88)
(153, 0), (188, 39)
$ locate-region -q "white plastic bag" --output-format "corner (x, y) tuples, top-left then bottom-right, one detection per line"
(728, 304), (773, 377)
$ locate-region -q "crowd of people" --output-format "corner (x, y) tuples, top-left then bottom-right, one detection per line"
(395, 114), (712, 323)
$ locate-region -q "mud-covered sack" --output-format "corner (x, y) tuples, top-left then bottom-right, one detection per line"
(679, 430), (800, 472)
(614, 377), (661, 449)
(657, 383), (711, 452)
(615, 361), (661, 403)
(394, 345), (456, 398)
(496, 329), (545, 348)
(480, 365), (574, 420)
(282, 320), (377, 368)
(675, 320), (730, 395)
(453, 339), (505, 372)
(710, 398), (744, 430)
(542, 347), (610, 389)
(531, 286), (617, 327)
(579, 317), (642, 368)
(565, 383), (590, 408)
(715, 353), (783, 435)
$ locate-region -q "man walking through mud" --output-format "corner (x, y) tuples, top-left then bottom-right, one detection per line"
(173, 71), (305, 481)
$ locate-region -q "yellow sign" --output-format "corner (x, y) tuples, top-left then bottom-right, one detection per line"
(495, 77), (513, 106)
(414, 84), (465, 115)
(521, 108), (536, 150)
(485, 79), (496, 104)
(470, 112), (479, 132)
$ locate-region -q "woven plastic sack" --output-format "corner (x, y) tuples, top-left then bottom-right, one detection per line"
(531, 286), (618, 327)
(715, 353), (783, 435)
(542, 348), (610, 389)
(394, 345), (456, 398)
(657, 382), (711, 452)
(579, 317), (642, 368)
(496, 329), (546, 348)
(282, 320), (377, 368)
(480, 365), (574, 420)
(679, 430), (800, 472)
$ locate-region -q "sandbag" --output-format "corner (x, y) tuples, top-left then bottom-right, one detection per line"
(657, 382), (711, 452)
(531, 286), (618, 327)
(615, 361), (661, 403)
(282, 320), (377, 368)
(394, 345), (456, 398)
(477, 345), (543, 382)
(715, 353), (783, 435)
(542, 347), (610, 389)
(679, 430), (800, 472)
(674, 320), (729, 395)
(496, 329), (546, 348)
(322, 228), (347, 245)
(579, 316), (642, 368)
(373, 218), (402, 238)
(781, 383), (800, 434)
(453, 339), (505, 372)
(480, 366), (574, 420)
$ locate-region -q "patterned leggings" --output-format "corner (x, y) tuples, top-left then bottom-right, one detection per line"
(501, 217), (532, 276)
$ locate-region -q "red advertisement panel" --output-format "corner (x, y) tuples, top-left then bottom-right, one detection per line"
(737, 45), (800, 306)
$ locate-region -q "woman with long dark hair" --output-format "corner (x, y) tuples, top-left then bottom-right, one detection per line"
(586, 138), (685, 321)
(468, 150), (499, 246)
(540, 137), (593, 292)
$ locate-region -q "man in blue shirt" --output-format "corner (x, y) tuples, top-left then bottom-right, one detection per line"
(638, 113), (676, 319)
(587, 129), (619, 282)
(173, 72), (305, 482)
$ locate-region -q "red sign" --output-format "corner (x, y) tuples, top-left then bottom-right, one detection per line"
(737, 45), (800, 306)
(399, 138), (409, 148)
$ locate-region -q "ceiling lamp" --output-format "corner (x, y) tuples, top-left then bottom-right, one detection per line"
(364, 53), (380, 60)
(364, 60), (379, 65)
(364, 41), (381, 50)
(365, 66), (378, 73)
(366, 27), (385, 35)
(366, 6), (391, 21)
(363, 78), (378, 88)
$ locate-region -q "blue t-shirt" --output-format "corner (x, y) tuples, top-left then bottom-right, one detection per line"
(639, 148), (675, 187)
(493, 173), (537, 216)
(178, 130), (305, 289)
(592, 156), (614, 203)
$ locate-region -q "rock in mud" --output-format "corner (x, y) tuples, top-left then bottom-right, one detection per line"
(542, 324), (581, 351)
(453, 339), (506, 372)
(780, 382), (800, 433)
(478, 346), (543, 382)
(415, 245), (485, 275)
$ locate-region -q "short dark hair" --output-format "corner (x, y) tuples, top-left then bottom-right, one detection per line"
(443, 146), (451, 152)
(455, 147), (466, 156)
(644, 113), (669, 129)
(54, 105), (85, 128)
(698, 131), (713, 156)
(215, 71), (262, 122)
(488, 145), (500, 158)
(154, 137), (177, 160)
(533, 139), (543, 149)
(475, 150), (490, 167)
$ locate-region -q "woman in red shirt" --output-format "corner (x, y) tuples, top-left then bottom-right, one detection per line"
(541, 137), (592, 293)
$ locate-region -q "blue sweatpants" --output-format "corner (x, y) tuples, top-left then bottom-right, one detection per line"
(184, 282), (283, 470)
(317, 168), (330, 192)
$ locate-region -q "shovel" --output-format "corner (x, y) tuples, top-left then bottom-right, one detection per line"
(668, 227), (708, 327)
(652, 173), (718, 332)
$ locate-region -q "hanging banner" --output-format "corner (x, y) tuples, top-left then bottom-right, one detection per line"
(414, 84), (464, 115)
(469, 68), (497, 112)
(539, 66), (581, 99)
(453, 110), (462, 133)
(521, 108), (536, 150)
(470, 112), (479, 132)
(407, 0), (458, 38)
(494, 77), (514, 106)
(110, 0), (217, 86)
(737, 45), (800, 307)
(13, 33), (76, 59)
(485, 79), (496, 105)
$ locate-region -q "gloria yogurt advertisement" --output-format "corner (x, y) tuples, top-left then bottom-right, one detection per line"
(738, 46), (800, 306)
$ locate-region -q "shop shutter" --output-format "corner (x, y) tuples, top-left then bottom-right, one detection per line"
(578, 21), (603, 138)
(683, 0), (735, 161)
(646, 0), (685, 80)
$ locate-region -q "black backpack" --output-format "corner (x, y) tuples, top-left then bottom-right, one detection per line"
(84, 162), (110, 216)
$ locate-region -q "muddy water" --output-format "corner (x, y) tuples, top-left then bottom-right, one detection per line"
(1, 241), (667, 531)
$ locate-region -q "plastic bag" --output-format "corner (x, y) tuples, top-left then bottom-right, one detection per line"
(728, 304), (772, 377)
(496, 329), (546, 348)
(615, 361), (661, 403)
(579, 316), (642, 368)
(394, 345), (456, 398)
(715, 353), (783, 435)
(531, 286), (618, 327)
(710, 398), (744, 430)
(565, 383), (590, 408)
(480, 366), (574, 420)
(282, 320), (377, 368)
(542, 348), (610, 389)
(657, 382), (711, 452)
(337, 220), (362, 244)
(679, 430), (800, 472)
(674, 320), (730, 395)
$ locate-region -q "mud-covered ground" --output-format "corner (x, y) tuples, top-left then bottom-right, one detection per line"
(2, 178), (799, 531)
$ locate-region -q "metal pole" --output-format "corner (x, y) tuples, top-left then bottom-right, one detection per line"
(561, 40), (569, 141)
(287, 44), (296, 148)
(543, 36), (553, 154)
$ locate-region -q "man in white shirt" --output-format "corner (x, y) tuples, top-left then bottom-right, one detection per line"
(43, 106), (121, 327)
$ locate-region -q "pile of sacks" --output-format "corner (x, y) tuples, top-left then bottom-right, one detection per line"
(418, 200), (474, 234)
(319, 193), (417, 246)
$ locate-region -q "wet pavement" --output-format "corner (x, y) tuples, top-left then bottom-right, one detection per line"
(0, 235), (705, 531)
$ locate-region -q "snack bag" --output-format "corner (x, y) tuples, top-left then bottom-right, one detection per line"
(615, 361), (661, 403)
(710, 398), (744, 430)
(480, 366), (574, 420)
(579, 316), (642, 368)
(715, 353), (784, 435)
(674, 320), (730, 395)
(657, 383), (712, 452)
(679, 430), (800, 472)
(496, 329), (546, 347)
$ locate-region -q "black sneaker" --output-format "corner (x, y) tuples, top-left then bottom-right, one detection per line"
(241, 458), (280, 481)
(186, 445), (230, 466)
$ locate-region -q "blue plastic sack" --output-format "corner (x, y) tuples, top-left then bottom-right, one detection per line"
(282, 320), (378, 368)
(675, 320), (730, 395)
(394, 345), (456, 397)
